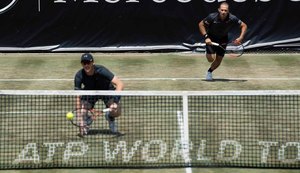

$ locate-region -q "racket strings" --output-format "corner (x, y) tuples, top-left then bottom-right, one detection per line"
(226, 43), (244, 57)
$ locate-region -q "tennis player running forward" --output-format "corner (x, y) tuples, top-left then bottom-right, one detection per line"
(199, 2), (247, 81)
(74, 53), (124, 136)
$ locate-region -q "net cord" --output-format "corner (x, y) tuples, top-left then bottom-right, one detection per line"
(1, 90), (300, 96)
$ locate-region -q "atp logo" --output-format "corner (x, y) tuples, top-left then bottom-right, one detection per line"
(0, 0), (18, 14)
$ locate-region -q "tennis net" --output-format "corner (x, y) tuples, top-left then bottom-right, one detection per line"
(0, 90), (299, 169)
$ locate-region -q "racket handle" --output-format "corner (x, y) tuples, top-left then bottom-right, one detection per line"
(102, 108), (111, 113)
(211, 42), (220, 46)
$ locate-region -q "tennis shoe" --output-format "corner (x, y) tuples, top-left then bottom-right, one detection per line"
(206, 72), (213, 81)
(105, 112), (118, 133)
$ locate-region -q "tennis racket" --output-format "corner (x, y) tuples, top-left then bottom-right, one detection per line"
(183, 41), (244, 58)
(224, 42), (245, 58)
(69, 108), (111, 128)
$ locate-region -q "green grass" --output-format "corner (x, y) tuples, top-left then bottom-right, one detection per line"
(0, 53), (300, 90)
(0, 52), (300, 173)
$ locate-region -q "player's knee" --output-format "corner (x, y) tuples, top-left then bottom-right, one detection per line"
(110, 103), (122, 118)
(207, 58), (214, 63)
(110, 110), (121, 118)
(112, 112), (121, 118)
(206, 55), (215, 62)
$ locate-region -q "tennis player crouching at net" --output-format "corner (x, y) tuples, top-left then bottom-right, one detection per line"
(74, 53), (124, 136)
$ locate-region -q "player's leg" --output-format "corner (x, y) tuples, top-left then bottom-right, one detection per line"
(78, 96), (96, 136)
(209, 55), (224, 71)
(211, 44), (226, 71)
(108, 97), (121, 117)
(103, 96), (121, 133)
(205, 45), (216, 63)
(206, 45), (226, 81)
(205, 45), (216, 80)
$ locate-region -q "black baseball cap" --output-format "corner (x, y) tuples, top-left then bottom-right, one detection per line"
(81, 53), (94, 62)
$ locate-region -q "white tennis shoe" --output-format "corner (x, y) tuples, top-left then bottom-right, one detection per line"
(206, 72), (213, 81)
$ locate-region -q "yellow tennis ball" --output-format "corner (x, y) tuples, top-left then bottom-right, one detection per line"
(66, 112), (74, 120)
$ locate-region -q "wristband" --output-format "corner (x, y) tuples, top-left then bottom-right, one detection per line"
(204, 34), (209, 39)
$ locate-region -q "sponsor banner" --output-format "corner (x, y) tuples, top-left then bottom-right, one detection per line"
(0, 0), (299, 51)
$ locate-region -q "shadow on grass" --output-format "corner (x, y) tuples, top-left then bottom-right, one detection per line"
(202, 78), (248, 82)
(88, 129), (125, 137)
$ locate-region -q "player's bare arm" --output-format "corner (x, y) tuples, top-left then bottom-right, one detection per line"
(111, 76), (124, 91)
(199, 20), (212, 45)
(109, 76), (124, 117)
(235, 22), (247, 44)
(76, 96), (81, 109)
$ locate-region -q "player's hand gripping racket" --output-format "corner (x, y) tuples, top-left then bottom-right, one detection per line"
(69, 108), (111, 128)
(183, 41), (244, 58)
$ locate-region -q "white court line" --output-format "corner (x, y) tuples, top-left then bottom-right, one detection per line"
(123, 77), (300, 81)
(1, 77), (300, 82)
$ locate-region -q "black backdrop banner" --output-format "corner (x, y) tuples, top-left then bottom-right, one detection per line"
(0, 0), (300, 51)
